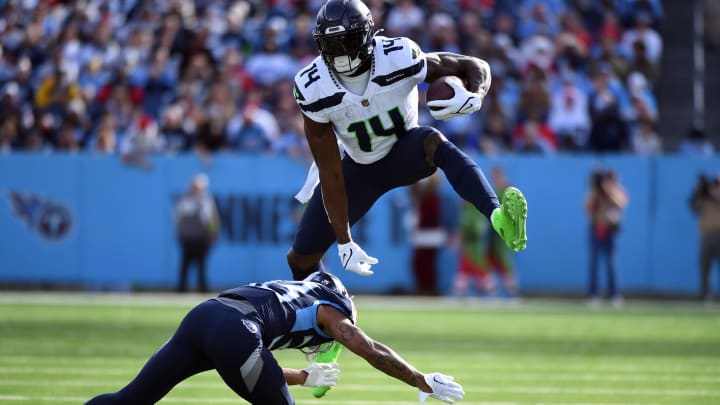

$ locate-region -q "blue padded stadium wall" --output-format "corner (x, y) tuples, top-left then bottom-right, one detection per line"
(0, 153), (714, 296)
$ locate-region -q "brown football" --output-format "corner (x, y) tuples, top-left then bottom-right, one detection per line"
(425, 76), (458, 110)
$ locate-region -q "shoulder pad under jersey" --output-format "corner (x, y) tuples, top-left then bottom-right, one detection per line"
(293, 57), (347, 122)
(371, 36), (427, 87)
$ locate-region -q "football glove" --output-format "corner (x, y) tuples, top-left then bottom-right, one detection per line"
(338, 241), (378, 276)
(301, 362), (340, 387)
(427, 76), (484, 121)
(419, 372), (465, 404)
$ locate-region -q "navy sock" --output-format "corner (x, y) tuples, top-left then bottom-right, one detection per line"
(433, 141), (500, 219)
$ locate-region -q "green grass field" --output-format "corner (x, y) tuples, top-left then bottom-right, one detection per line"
(0, 293), (718, 405)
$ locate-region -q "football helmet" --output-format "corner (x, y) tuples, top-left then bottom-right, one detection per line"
(313, 0), (375, 75)
(306, 271), (349, 297)
(306, 270), (356, 322)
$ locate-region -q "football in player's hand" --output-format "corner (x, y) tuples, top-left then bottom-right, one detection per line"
(425, 76), (460, 110)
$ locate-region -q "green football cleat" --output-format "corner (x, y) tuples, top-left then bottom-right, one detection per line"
(311, 342), (344, 398)
(491, 186), (528, 252)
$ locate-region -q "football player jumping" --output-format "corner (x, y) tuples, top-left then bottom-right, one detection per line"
(289, 0), (528, 396)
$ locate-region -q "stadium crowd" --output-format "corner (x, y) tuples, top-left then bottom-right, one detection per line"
(0, 0), (669, 159)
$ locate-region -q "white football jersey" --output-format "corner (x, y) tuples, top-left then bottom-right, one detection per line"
(293, 36), (427, 165)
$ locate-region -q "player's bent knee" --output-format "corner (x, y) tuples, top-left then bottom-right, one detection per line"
(423, 130), (448, 167)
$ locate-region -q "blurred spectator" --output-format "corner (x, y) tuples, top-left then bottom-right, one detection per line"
(616, 0), (664, 29)
(689, 173), (720, 304)
(548, 73), (591, 150)
(451, 168), (517, 298)
(627, 39), (658, 84)
(174, 173), (220, 293)
(227, 88), (278, 153)
(520, 35), (555, 77)
(479, 108), (513, 155)
(244, 22), (298, 87)
(630, 120), (662, 155)
(623, 71), (657, 128)
(159, 104), (193, 153)
(590, 34), (630, 80)
(0, 115), (20, 152)
(454, 166), (519, 297)
(513, 118), (557, 154)
(620, 13), (662, 65)
(385, 0), (425, 38)
(517, 69), (551, 122)
(426, 13), (460, 53)
(55, 118), (81, 152)
(408, 173), (446, 296)
(679, 128), (715, 157)
(119, 113), (163, 170)
(138, 49), (175, 120)
(584, 168), (628, 307)
(196, 116), (228, 153)
(588, 68), (629, 152)
(270, 79), (311, 160)
(452, 200), (495, 297)
(554, 11), (590, 71)
(34, 65), (82, 113)
(517, 1), (563, 41)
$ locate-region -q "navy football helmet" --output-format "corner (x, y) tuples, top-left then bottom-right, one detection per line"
(306, 271), (349, 297)
(313, 0), (375, 75)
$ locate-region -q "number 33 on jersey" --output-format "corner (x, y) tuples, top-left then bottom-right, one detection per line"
(293, 36), (427, 165)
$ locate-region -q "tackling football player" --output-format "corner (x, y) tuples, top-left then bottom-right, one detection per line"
(85, 272), (464, 404)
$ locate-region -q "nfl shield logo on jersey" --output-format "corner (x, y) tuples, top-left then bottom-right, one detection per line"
(242, 319), (258, 334)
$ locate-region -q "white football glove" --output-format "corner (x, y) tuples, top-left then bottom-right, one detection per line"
(419, 372), (465, 404)
(427, 76), (484, 121)
(301, 362), (340, 387)
(338, 241), (378, 276)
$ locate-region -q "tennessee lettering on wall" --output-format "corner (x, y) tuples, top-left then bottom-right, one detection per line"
(208, 193), (392, 246)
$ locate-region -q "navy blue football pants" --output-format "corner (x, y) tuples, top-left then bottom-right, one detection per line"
(85, 299), (294, 405)
(293, 125), (499, 255)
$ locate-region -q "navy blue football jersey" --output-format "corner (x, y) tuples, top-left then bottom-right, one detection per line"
(218, 279), (355, 351)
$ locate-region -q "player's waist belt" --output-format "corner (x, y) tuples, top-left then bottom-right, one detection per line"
(213, 296), (257, 315)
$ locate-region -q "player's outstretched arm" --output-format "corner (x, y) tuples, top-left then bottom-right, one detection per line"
(318, 305), (464, 402)
(318, 304), (428, 389)
(303, 114), (352, 244)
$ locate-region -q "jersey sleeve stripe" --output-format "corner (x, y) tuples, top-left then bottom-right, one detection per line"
(371, 59), (425, 87)
(298, 91), (347, 113)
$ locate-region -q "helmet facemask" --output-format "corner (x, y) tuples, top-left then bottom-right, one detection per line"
(313, 0), (375, 76)
(315, 24), (374, 75)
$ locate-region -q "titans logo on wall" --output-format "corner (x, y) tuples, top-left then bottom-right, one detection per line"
(8, 191), (73, 241)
